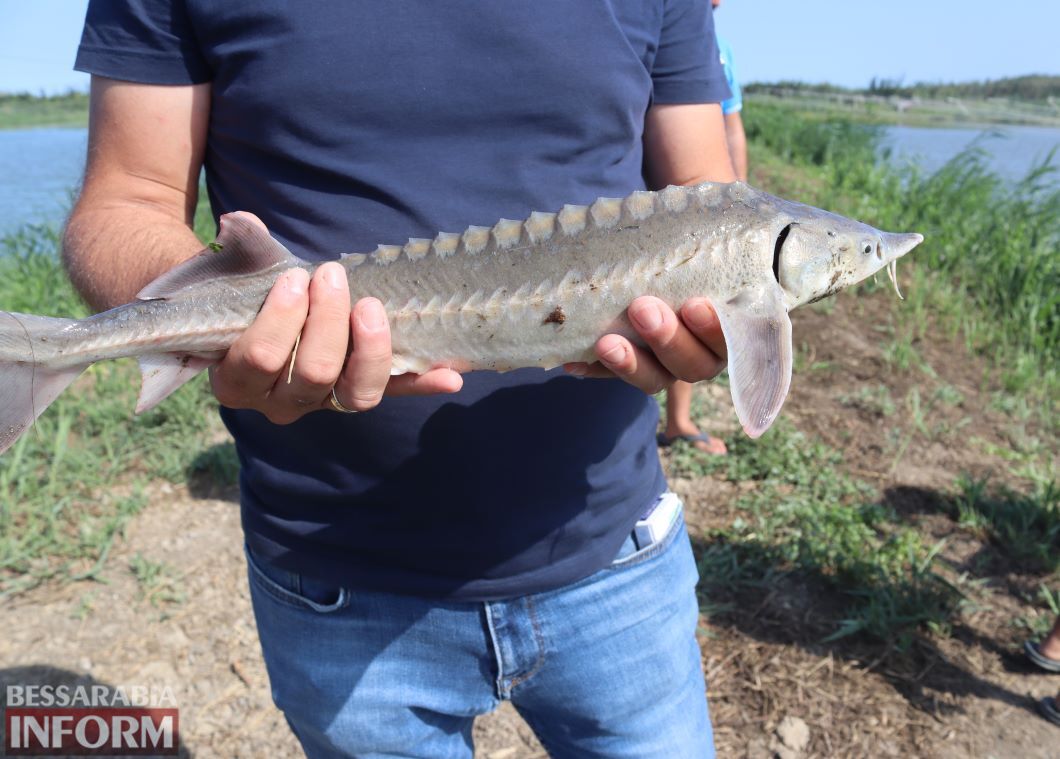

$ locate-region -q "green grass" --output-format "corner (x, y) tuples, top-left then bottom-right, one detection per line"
(0, 92), (89, 129)
(129, 553), (185, 608)
(949, 475), (1059, 574)
(1015, 584), (1060, 639)
(747, 101), (1059, 424)
(839, 385), (896, 418)
(686, 421), (962, 646)
(0, 193), (223, 598)
(724, 101), (1058, 642)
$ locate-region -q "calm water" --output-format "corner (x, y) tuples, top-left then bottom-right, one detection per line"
(1, 122), (1058, 237)
(0, 126), (86, 237)
(880, 124), (1060, 182)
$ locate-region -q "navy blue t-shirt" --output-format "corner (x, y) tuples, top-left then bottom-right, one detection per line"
(76, 0), (730, 600)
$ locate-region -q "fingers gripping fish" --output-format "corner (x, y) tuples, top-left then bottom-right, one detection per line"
(0, 182), (921, 454)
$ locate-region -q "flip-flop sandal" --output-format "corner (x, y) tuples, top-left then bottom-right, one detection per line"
(1024, 640), (1060, 673)
(1038, 696), (1060, 727)
(656, 432), (727, 455)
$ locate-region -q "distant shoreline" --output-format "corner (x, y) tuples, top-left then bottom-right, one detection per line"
(3, 88), (1060, 131)
(744, 74), (1060, 128)
(746, 91), (1060, 130)
(0, 92), (89, 130)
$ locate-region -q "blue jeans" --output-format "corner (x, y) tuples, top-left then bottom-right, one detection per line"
(245, 503), (713, 758)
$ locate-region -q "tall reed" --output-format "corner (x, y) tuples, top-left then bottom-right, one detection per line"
(747, 101), (1059, 396)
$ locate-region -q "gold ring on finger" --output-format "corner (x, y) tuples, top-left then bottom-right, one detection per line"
(329, 387), (358, 414)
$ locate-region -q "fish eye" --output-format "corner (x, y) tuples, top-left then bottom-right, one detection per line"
(862, 243), (873, 255)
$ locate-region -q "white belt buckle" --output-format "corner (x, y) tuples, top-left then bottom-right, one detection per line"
(633, 492), (681, 550)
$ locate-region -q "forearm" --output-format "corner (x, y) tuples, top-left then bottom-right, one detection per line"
(62, 76), (210, 312)
(724, 112), (748, 182)
(644, 103), (736, 189)
(63, 199), (203, 311)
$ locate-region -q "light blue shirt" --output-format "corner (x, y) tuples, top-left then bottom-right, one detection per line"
(717, 35), (742, 114)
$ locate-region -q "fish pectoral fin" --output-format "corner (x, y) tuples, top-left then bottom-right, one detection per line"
(712, 284), (793, 439)
(137, 212), (301, 301)
(136, 352), (222, 413)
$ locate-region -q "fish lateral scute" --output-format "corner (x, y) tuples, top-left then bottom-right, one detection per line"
(491, 219), (524, 250)
(460, 225), (491, 255)
(373, 244), (403, 265)
(403, 238), (432, 262)
(589, 197), (623, 229)
(622, 190), (656, 222)
(524, 211), (557, 245)
(658, 185), (689, 213)
(557, 204), (588, 236)
(432, 231), (461, 259)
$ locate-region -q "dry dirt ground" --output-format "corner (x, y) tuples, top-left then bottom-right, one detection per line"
(0, 290), (1056, 758)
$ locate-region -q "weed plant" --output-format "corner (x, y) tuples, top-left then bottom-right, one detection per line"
(0, 196), (222, 597)
(951, 475), (1059, 574)
(683, 422), (962, 645)
(717, 106), (1058, 641)
(747, 101), (1059, 408)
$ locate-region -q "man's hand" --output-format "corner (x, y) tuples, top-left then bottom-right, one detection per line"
(210, 263), (463, 423)
(566, 102), (736, 395)
(564, 297), (726, 393)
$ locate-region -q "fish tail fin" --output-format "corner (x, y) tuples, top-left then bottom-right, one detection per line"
(0, 312), (88, 454)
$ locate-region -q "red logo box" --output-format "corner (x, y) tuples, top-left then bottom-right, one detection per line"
(4, 707), (179, 756)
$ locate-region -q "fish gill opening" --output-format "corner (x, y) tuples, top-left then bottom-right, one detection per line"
(772, 224), (792, 283)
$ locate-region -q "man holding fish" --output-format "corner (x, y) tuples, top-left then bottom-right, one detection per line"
(64, 1), (738, 756)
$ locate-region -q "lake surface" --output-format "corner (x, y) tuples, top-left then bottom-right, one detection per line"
(0, 127), (87, 238)
(879, 124), (1060, 183)
(1, 122), (1058, 237)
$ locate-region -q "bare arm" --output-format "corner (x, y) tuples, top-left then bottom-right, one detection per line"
(643, 103), (736, 187)
(63, 77), (210, 310)
(570, 103), (734, 393)
(724, 110), (748, 182)
(63, 76), (459, 422)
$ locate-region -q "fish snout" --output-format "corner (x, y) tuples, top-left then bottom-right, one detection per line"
(879, 232), (924, 263)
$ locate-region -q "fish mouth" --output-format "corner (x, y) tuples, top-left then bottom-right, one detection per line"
(878, 232), (924, 300)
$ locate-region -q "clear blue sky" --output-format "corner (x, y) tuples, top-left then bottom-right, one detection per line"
(1, 0), (1057, 94)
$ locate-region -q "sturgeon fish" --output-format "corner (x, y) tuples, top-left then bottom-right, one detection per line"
(0, 182), (921, 454)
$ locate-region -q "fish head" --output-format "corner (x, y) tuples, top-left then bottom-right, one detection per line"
(772, 205), (923, 308)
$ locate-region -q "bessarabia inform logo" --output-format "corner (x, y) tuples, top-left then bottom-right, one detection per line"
(4, 685), (179, 756)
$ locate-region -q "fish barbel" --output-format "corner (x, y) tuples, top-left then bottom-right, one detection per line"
(0, 181), (922, 453)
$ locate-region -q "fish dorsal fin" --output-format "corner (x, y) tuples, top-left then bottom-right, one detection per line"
(713, 282), (793, 438)
(137, 212), (300, 300)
